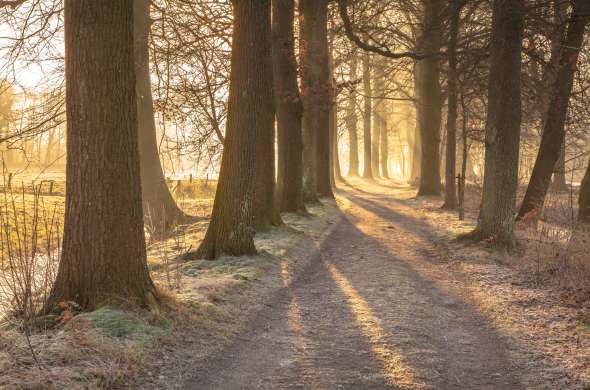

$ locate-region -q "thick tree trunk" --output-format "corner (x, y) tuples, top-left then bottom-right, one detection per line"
(346, 52), (360, 177)
(442, 0), (462, 209)
(134, 0), (187, 232)
(272, 0), (306, 214)
(362, 52), (373, 179)
(552, 144), (568, 191)
(194, 0), (272, 259)
(470, 0), (524, 246)
(313, 0), (333, 199)
(299, 0), (331, 202)
(253, 0), (278, 230)
(517, 0), (589, 221)
(416, 0), (443, 195)
(46, 0), (157, 311)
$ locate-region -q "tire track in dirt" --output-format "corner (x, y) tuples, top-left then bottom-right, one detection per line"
(184, 184), (523, 389)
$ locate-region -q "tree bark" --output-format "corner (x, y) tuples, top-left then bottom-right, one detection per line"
(194, 0), (272, 259)
(46, 0), (157, 311)
(416, 0), (443, 195)
(346, 52), (360, 177)
(134, 0), (188, 232)
(253, 0), (279, 230)
(442, 0), (462, 209)
(362, 52), (373, 179)
(299, 0), (320, 202)
(409, 119), (421, 184)
(552, 144), (568, 191)
(313, 0), (333, 198)
(578, 159), (590, 224)
(470, 0), (524, 246)
(517, 0), (589, 221)
(272, 0), (306, 214)
(380, 115), (389, 179)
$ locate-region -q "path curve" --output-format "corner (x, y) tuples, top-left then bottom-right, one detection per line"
(184, 182), (521, 389)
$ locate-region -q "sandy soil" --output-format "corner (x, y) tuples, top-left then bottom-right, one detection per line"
(181, 180), (549, 390)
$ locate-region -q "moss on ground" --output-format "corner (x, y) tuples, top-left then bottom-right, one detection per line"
(74, 307), (166, 344)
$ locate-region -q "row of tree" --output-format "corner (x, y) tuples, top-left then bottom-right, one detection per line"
(3, 0), (587, 311)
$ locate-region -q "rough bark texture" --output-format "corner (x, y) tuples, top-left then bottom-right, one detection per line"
(471, 0), (524, 246)
(362, 52), (373, 179)
(272, 0), (306, 214)
(253, 0), (278, 230)
(134, 0), (187, 232)
(313, 0), (334, 199)
(346, 52), (360, 177)
(46, 0), (157, 311)
(299, 0), (319, 202)
(517, 0), (589, 221)
(442, 0), (461, 209)
(194, 0), (271, 259)
(416, 0), (443, 195)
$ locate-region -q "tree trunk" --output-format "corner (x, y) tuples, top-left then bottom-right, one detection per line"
(442, 0), (462, 209)
(253, 0), (278, 230)
(569, 157), (590, 252)
(380, 116), (389, 179)
(272, 0), (306, 214)
(517, 0), (589, 221)
(299, 0), (320, 202)
(346, 52), (360, 177)
(552, 144), (568, 191)
(45, 0), (157, 311)
(194, 0), (272, 259)
(371, 111), (381, 178)
(362, 52), (373, 179)
(331, 95), (343, 184)
(470, 0), (524, 246)
(313, 0), (333, 199)
(372, 62), (386, 178)
(578, 160), (590, 224)
(409, 119), (421, 184)
(134, 0), (187, 232)
(416, 0), (443, 195)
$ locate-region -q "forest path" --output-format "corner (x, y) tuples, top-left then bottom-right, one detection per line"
(184, 180), (521, 390)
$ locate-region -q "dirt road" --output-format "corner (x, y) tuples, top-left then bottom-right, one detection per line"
(184, 182), (522, 389)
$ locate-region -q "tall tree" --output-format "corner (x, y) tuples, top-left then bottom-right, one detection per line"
(468, 0), (524, 246)
(45, 0), (157, 311)
(134, 0), (188, 231)
(371, 62), (384, 178)
(273, 0), (306, 214)
(193, 0), (272, 259)
(253, 0), (278, 230)
(517, 0), (590, 221)
(299, 0), (320, 202)
(379, 115), (389, 179)
(416, 0), (443, 195)
(314, 0), (334, 198)
(442, 0), (463, 209)
(362, 51), (373, 179)
(346, 52), (360, 177)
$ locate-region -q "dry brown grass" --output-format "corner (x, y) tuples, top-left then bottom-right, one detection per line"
(0, 170), (343, 389)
